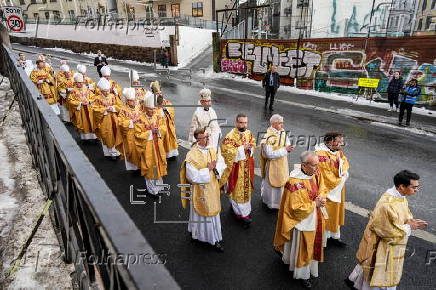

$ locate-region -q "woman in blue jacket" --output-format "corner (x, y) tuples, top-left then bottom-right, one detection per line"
(399, 79), (421, 127)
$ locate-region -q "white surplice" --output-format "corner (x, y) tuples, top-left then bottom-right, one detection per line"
(101, 143), (121, 157)
(188, 106), (222, 149)
(261, 129), (290, 209)
(186, 146), (226, 245)
(229, 144), (254, 217)
(281, 166), (319, 280)
(315, 142), (349, 243)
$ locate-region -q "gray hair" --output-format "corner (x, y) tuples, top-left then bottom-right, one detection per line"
(300, 151), (317, 163)
(270, 114), (283, 125)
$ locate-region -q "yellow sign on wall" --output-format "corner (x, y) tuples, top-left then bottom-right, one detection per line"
(358, 78), (380, 88)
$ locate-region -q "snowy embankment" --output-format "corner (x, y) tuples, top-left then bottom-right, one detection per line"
(0, 75), (73, 288)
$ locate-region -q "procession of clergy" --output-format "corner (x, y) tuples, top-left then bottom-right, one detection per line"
(27, 53), (427, 290)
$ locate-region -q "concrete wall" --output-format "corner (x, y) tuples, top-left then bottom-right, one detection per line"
(176, 25), (213, 67)
(218, 36), (436, 102)
(11, 23), (175, 48)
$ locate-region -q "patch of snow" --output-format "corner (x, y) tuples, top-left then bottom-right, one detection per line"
(370, 122), (436, 138)
(0, 74), (74, 288)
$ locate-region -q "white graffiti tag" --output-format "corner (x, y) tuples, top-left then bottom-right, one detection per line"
(226, 42), (321, 78)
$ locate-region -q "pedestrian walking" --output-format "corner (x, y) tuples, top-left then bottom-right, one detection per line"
(387, 71), (404, 112)
(94, 50), (108, 78)
(399, 79), (421, 127)
(262, 65), (280, 111)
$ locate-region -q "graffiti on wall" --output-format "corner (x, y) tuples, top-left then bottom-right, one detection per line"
(220, 38), (436, 102)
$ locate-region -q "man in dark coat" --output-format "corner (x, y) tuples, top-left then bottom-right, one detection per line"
(262, 65), (280, 111)
(387, 71), (404, 112)
(94, 50), (108, 77)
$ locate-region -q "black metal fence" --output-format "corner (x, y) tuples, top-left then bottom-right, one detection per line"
(0, 33), (179, 289)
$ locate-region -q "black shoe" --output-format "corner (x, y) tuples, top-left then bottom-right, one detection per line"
(344, 278), (357, 289)
(300, 279), (312, 289)
(273, 248), (282, 259)
(405, 123), (410, 127)
(398, 122), (404, 127)
(167, 156), (177, 161)
(328, 238), (347, 247)
(215, 242), (224, 252)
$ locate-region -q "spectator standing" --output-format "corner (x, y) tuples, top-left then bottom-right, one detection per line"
(387, 71), (404, 112)
(262, 65), (280, 111)
(399, 79), (421, 127)
(94, 50), (108, 77)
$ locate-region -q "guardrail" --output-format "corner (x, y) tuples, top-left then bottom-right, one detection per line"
(0, 28), (179, 290)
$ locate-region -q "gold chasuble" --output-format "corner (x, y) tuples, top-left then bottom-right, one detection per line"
(57, 76), (74, 106)
(68, 87), (95, 134)
(157, 99), (178, 155)
(180, 145), (221, 217)
(220, 128), (256, 203)
(92, 93), (123, 148)
(274, 173), (325, 267)
(315, 143), (349, 234)
(135, 113), (167, 179)
(117, 104), (143, 168)
(355, 191), (412, 288)
(30, 69), (57, 104)
(260, 127), (289, 187)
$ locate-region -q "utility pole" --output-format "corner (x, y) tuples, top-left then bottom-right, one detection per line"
(364, 0), (377, 51)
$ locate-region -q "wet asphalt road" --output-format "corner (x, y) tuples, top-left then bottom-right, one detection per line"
(12, 44), (436, 289)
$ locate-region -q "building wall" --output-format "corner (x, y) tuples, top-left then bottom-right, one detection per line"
(310, 0), (390, 38)
(9, 0), (107, 21)
(148, 0), (234, 21)
(414, 0), (436, 35)
(218, 36), (436, 102)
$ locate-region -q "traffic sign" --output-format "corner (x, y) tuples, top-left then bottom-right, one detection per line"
(358, 78), (380, 88)
(1, 7), (25, 32)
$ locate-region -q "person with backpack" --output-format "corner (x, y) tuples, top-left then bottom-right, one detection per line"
(399, 79), (421, 127)
(387, 71), (404, 112)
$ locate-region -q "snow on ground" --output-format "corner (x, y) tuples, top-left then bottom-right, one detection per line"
(0, 75), (74, 288)
(196, 67), (436, 118)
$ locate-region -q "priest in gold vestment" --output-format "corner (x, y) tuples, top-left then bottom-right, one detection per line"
(68, 73), (97, 141)
(117, 88), (142, 171)
(274, 151), (327, 289)
(346, 170), (427, 290)
(180, 128), (227, 252)
(56, 64), (74, 122)
(315, 131), (349, 247)
(94, 66), (122, 97)
(220, 114), (256, 226)
(76, 64), (96, 92)
(135, 92), (168, 195)
(151, 81), (179, 159)
(260, 114), (294, 209)
(30, 60), (59, 115)
(93, 78), (122, 159)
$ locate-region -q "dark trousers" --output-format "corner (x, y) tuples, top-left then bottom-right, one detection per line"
(388, 92), (399, 109)
(265, 86), (277, 108)
(97, 66), (103, 77)
(399, 102), (413, 124)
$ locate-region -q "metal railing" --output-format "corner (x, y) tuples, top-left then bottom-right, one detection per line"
(0, 31), (179, 290)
